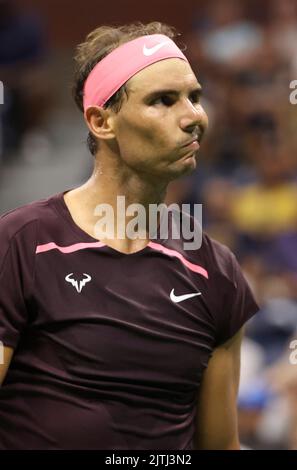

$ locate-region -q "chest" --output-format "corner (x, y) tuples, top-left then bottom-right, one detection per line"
(29, 249), (217, 386)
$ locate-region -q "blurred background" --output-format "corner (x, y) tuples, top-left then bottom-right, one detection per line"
(0, 0), (296, 449)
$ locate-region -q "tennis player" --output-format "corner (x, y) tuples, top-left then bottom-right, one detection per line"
(0, 22), (258, 449)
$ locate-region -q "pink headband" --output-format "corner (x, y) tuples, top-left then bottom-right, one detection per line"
(83, 34), (188, 111)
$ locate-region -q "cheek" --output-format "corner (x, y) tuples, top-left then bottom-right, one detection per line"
(118, 119), (167, 151)
(115, 105), (175, 158)
(199, 107), (209, 131)
(203, 113), (209, 130)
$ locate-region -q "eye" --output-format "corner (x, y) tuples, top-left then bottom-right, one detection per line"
(151, 95), (176, 107)
(189, 90), (201, 104)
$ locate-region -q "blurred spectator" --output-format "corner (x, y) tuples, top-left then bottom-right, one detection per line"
(268, 338), (297, 449)
(238, 380), (278, 449)
(230, 143), (297, 239)
(267, 0), (297, 76)
(199, 0), (263, 67)
(183, 1), (297, 449)
(269, 231), (297, 277)
(247, 296), (297, 366)
(0, 0), (51, 163)
(238, 338), (289, 449)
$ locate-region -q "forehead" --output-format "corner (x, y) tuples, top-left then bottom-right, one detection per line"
(127, 58), (200, 95)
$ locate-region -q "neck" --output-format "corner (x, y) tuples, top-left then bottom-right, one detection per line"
(87, 154), (167, 209)
(65, 149), (169, 253)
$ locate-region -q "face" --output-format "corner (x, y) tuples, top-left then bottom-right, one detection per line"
(111, 59), (208, 182)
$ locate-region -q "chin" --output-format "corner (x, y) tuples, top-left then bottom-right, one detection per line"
(176, 153), (197, 174)
(166, 158), (197, 181)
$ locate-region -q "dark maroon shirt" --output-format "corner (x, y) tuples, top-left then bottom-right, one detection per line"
(0, 191), (259, 449)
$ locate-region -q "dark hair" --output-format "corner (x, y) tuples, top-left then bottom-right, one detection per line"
(72, 22), (178, 155)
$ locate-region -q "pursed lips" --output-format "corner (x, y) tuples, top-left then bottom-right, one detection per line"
(181, 136), (200, 148)
(182, 137), (198, 146)
(181, 129), (204, 147)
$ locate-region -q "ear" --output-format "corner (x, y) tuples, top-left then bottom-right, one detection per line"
(84, 106), (116, 141)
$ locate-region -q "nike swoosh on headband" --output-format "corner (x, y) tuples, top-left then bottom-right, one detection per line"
(143, 41), (171, 56)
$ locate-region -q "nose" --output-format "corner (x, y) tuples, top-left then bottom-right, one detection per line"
(179, 100), (208, 135)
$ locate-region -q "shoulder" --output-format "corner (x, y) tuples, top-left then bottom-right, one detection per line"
(0, 198), (45, 235)
(201, 232), (237, 281)
(201, 233), (258, 344)
(200, 233), (253, 305)
(0, 196), (53, 239)
(0, 193), (62, 258)
(163, 209), (239, 282)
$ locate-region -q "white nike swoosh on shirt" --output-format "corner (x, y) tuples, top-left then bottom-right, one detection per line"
(143, 41), (171, 56)
(170, 289), (202, 303)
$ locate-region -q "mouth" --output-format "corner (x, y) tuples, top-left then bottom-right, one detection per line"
(181, 137), (200, 151)
(181, 127), (204, 147)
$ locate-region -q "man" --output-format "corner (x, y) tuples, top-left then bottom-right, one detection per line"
(0, 22), (258, 449)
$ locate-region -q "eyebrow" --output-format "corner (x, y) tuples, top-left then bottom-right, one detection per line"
(144, 86), (202, 100)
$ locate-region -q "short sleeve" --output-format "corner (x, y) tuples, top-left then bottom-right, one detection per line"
(215, 252), (259, 345)
(0, 214), (36, 349)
